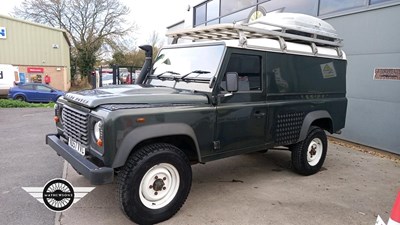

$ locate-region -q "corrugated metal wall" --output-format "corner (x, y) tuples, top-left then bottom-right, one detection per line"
(0, 15), (70, 68)
(326, 5), (400, 154)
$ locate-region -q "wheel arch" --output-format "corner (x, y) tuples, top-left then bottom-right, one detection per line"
(112, 123), (201, 168)
(297, 110), (333, 142)
(14, 93), (27, 100)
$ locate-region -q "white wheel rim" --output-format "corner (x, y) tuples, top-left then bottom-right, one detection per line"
(139, 163), (180, 209)
(307, 138), (323, 166)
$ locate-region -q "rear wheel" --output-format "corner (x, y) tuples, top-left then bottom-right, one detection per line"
(15, 95), (26, 101)
(117, 143), (192, 225)
(290, 126), (327, 175)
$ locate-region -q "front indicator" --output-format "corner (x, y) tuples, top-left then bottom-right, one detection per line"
(54, 116), (60, 123)
(97, 139), (103, 147)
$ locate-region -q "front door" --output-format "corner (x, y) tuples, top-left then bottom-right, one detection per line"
(215, 50), (267, 153)
(35, 84), (54, 102)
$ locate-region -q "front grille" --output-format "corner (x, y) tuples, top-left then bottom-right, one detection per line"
(61, 106), (89, 146)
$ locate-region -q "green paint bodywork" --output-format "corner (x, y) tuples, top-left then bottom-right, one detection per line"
(52, 43), (347, 174)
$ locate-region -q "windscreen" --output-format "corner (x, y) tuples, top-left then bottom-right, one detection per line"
(149, 44), (225, 92)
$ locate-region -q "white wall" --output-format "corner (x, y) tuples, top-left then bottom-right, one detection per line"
(326, 5), (400, 153)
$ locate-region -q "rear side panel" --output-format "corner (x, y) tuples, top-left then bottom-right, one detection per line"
(265, 52), (347, 145)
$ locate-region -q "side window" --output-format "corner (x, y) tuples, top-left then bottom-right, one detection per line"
(221, 53), (262, 92)
(36, 85), (52, 92)
(20, 85), (33, 90)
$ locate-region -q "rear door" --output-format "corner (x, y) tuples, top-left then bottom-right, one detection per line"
(20, 84), (37, 101)
(215, 49), (267, 154)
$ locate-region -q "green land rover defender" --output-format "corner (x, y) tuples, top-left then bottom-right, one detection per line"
(46, 13), (347, 224)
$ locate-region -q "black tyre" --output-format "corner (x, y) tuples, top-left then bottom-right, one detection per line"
(15, 95), (26, 101)
(257, 149), (269, 154)
(117, 143), (192, 225)
(290, 126), (327, 175)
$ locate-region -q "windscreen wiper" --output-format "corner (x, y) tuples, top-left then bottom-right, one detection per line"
(180, 70), (210, 80)
(156, 71), (181, 79)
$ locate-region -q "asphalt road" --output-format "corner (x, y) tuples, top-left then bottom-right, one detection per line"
(61, 137), (400, 225)
(1, 108), (399, 225)
(0, 108), (63, 225)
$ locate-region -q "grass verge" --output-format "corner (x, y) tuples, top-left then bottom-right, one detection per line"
(0, 99), (55, 108)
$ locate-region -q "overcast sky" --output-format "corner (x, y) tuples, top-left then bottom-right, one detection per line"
(0, 0), (187, 46)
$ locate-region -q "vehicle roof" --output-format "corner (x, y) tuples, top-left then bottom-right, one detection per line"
(17, 83), (59, 90)
(165, 13), (346, 60)
(162, 39), (346, 60)
(19, 82), (48, 86)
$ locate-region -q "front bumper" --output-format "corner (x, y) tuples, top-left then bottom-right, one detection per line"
(46, 134), (114, 185)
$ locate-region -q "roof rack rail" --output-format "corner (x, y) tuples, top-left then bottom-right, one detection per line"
(166, 13), (343, 57)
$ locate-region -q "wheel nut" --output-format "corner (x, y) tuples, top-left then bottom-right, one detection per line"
(155, 176), (158, 180)
(163, 177), (166, 180)
(149, 185), (153, 189)
(154, 192), (158, 195)
(163, 187), (166, 190)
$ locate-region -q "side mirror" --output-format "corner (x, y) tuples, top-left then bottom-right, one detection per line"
(226, 72), (238, 92)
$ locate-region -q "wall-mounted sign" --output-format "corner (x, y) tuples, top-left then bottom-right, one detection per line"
(374, 68), (400, 81)
(19, 73), (26, 84)
(32, 74), (42, 83)
(27, 67), (44, 73)
(0, 27), (6, 39)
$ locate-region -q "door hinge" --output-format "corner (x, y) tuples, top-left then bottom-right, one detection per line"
(213, 141), (220, 150)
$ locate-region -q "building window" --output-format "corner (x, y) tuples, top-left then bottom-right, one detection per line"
(192, 0), (398, 28)
(220, 7), (254, 23)
(370, 0), (395, 4)
(258, 0), (319, 16)
(319, 0), (368, 15)
(207, 0), (220, 21)
(195, 3), (206, 26)
(220, 0), (257, 16)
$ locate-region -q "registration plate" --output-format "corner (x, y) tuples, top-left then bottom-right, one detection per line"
(68, 138), (86, 156)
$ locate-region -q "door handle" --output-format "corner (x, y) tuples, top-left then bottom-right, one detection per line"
(254, 111), (266, 118)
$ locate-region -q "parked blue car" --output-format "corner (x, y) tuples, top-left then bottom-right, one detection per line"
(8, 83), (65, 102)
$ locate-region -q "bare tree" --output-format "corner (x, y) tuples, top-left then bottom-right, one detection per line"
(14, 0), (133, 79)
(146, 30), (165, 61)
(147, 30), (163, 49)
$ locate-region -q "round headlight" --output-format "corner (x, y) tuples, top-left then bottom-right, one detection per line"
(94, 121), (103, 140)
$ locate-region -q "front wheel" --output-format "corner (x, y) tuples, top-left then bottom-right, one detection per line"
(290, 126), (327, 175)
(117, 143), (192, 225)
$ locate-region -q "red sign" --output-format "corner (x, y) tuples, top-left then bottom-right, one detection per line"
(27, 67), (44, 73)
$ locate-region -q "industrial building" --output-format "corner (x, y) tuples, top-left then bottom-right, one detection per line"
(0, 14), (71, 91)
(167, 0), (400, 154)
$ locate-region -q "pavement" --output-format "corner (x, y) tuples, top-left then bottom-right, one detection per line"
(60, 141), (400, 225)
(1, 108), (399, 225)
(0, 108), (63, 225)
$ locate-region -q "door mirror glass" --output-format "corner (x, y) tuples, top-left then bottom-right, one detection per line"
(226, 72), (238, 92)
